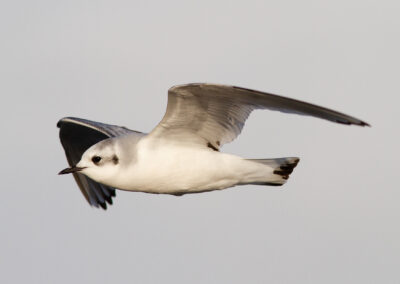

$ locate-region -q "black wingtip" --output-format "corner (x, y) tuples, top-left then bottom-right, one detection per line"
(355, 120), (371, 127)
(57, 117), (69, 128)
(336, 119), (371, 127)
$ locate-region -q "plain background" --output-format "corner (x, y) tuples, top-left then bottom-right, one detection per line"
(1, 0), (399, 283)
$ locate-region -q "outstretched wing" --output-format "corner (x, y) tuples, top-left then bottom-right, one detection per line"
(149, 83), (369, 150)
(57, 117), (141, 210)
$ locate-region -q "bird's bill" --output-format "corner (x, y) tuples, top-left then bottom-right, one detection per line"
(58, 166), (86, 175)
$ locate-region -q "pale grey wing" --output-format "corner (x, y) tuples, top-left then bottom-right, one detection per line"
(149, 83), (369, 150)
(57, 117), (141, 210)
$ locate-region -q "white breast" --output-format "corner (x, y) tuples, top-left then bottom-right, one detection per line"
(114, 137), (245, 194)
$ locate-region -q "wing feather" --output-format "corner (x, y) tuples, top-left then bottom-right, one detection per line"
(149, 83), (369, 150)
(57, 117), (140, 209)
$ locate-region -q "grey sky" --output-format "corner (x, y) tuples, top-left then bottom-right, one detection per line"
(1, 0), (399, 283)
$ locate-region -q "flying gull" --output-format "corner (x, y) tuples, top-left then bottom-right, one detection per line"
(57, 83), (369, 209)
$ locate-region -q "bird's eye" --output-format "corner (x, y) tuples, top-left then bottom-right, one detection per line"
(92, 156), (102, 165)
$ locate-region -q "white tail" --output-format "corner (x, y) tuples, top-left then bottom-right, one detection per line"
(245, 157), (300, 186)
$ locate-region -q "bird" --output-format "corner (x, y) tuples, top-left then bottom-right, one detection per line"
(57, 83), (369, 209)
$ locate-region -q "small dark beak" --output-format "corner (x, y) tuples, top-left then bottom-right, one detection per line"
(58, 166), (86, 175)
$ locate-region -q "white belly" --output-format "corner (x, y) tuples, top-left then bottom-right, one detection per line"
(114, 140), (255, 194)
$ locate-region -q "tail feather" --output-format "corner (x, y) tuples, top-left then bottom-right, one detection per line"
(272, 158), (300, 180)
(246, 157), (300, 186)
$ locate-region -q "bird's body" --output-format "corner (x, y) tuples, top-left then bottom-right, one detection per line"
(99, 135), (288, 194)
(57, 83), (369, 209)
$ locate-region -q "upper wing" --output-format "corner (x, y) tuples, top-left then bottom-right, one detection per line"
(149, 83), (369, 150)
(57, 117), (141, 210)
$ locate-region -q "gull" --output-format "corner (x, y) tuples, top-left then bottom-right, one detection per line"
(57, 83), (369, 209)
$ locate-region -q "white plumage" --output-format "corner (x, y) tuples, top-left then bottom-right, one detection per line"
(58, 83), (369, 209)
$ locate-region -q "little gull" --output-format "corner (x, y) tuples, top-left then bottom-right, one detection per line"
(57, 83), (369, 209)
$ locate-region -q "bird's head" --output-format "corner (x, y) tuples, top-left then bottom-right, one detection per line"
(59, 138), (121, 186)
